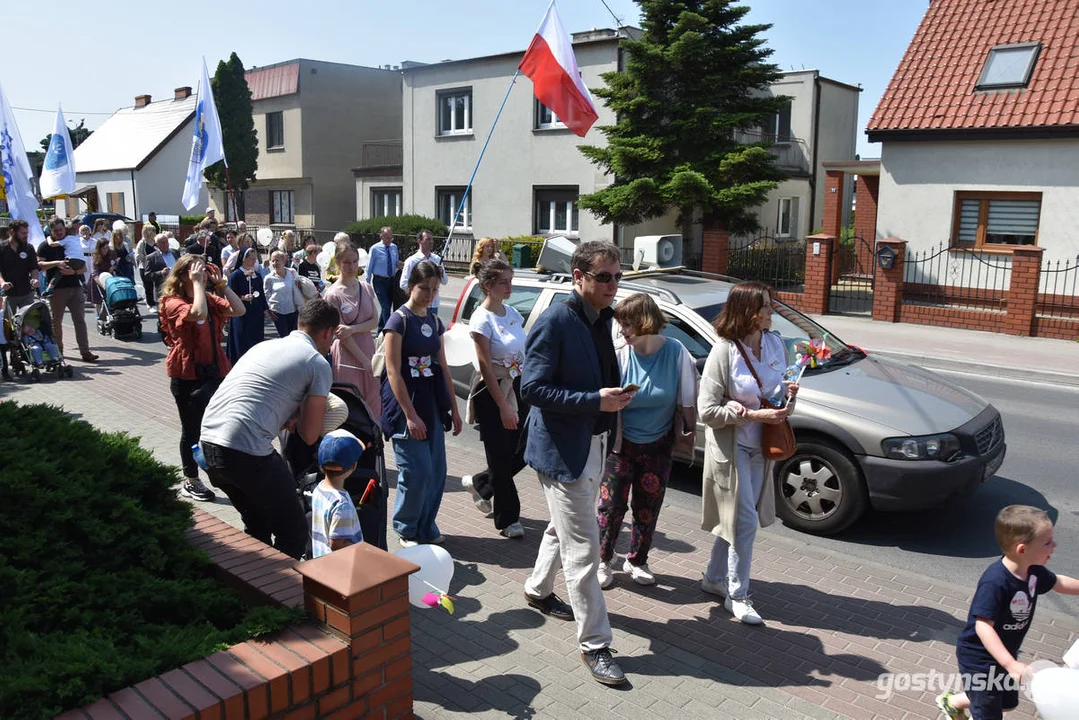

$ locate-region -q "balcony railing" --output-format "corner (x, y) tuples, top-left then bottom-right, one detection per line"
(360, 141), (403, 168)
(735, 129), (811, 175)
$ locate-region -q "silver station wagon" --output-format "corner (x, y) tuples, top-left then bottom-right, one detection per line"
(445, 268), (1006, 536)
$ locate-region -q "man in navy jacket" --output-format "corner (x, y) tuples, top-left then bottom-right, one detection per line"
(521, 240), (634, 686)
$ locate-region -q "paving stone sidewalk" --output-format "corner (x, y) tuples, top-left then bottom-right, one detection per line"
(5, 308), (1077, 720)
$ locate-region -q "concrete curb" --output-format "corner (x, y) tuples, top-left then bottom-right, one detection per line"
(870, 349), (1079, 388)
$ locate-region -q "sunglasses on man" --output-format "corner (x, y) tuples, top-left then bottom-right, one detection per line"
(583, 269), (623, 284)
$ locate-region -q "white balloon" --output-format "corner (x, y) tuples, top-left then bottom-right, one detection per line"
(442, 323), (478, 368)
(1030, 666), (1079, 720)
(317, 251), (332, 271)
(256, 227), (274, 249)
(393, 544), (454, 609)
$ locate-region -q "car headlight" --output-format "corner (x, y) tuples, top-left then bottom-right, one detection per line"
(881, 433), (961, 461)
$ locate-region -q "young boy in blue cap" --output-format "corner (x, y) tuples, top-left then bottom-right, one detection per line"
(311, 429), (366, 558)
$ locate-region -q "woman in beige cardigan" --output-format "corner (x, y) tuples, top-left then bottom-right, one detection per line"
(698, 281), (798, 625)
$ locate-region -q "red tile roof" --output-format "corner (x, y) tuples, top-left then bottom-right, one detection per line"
(868, 0), (1079, 136)
(245, 62), (300, 101)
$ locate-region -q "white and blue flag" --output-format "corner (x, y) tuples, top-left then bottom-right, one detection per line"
(182, 57), (226, 210)
(0, 81), (45, 245)
(39, 103), (76, 199)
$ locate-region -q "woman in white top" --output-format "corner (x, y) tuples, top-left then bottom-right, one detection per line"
(461, 258), (529, 538)
(135, 224), (156, 308)
(697, 281), (798, 625)
(263, 251), (299, 338)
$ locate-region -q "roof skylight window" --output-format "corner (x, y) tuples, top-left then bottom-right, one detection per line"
(976, 43), (1041, 90)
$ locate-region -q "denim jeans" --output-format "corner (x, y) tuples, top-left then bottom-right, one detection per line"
(391, 427), (447, 542)
(202, 440), (308, 559)
(271, 311), (298, 338)
(705, 444), (766, 599)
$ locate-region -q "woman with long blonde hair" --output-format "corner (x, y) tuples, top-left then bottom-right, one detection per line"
(470, 237), (505, 276)
(159, 254), (245, 502)
(323, 239), (381, 415)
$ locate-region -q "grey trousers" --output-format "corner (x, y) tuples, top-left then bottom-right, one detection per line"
(525, 434), (613, 652)
(705, 444), (766, 599)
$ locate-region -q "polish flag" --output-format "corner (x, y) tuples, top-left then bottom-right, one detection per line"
(518, 1), (599, 137)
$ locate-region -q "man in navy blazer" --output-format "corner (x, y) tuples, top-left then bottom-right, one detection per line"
(521, 240), (634, 686)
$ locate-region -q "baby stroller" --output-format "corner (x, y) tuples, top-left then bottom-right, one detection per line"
(9, 299), (73, 381)
(98, 275), (143, 340)
(281, 382), (389, 552)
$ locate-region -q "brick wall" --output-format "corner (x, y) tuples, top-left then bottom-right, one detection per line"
(822, 171), (844, 239)
(700, 228), (730, 275)
(871, 239), (906, 323)
(58, 510), (418, 720)
(800, 234), (834, 315)
(852, 176), (879, 276)
(1003, 246), (1043, 336)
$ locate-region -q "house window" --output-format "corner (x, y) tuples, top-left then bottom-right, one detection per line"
(271, 190), (294, 224)
(976, 43), (1041, 90)
(437, 89), (472, 136)
(952, 192), (1041, 249)
(437, 187), (471, 230)
(106, 192), (125, 215)
(266, 111), (284, 150)
(763, 100), (793, 143)
(777, 197), (799, 237)
(371, 188), (402, 218)
(225, 191), (245, 222)
(535, 187), (579, 235)
(535, 100), (566, 130)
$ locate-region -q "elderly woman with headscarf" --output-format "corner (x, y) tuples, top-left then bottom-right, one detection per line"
(226, 246), (267, 361)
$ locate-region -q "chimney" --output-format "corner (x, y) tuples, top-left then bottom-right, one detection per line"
(134, 94), (152, 108)
(174, 86), (192, 100)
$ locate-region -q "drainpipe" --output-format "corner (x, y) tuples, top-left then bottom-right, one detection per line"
(807, 73), (822, 235)
(130, 170), (138, 221)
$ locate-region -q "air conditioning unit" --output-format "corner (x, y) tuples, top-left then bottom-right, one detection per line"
(632, 235), (683, 268)
(535, 235), (580, 275)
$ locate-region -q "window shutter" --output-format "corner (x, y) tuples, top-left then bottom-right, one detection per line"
(986, 200), (1039, 235)
(957, 199), (980, 243)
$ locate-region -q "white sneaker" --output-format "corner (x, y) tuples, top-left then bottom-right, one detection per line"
(398, 537), (419, 548)
(598, 561), (615, 589)
(500, 522), (525, 538)
(461, 475), (493, 515)
(701, 575), (727, 598)
(623, 558), (655, 585)
(724, 596), (763, 625)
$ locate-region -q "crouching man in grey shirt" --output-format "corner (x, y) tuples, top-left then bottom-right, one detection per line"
(200, 299), (339, 559)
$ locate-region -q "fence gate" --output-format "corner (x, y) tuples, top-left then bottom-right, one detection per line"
(829, 236), (876, 315)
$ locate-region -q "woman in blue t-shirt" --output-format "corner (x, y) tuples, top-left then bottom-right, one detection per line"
(380, 260), (463, 546)
(597, 293), (698, 588)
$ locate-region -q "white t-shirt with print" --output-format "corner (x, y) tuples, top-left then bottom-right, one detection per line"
(469, 304), (526, 373)
(728, 331), (787, 449)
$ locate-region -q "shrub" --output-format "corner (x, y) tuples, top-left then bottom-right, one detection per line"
(344, 214), (448, 238)
(180, 215), (206, 226)
(0, 402), (304, 720)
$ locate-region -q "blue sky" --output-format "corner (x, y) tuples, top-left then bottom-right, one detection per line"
(7, 0), (926, 157)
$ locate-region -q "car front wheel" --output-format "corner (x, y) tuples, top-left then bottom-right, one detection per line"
(773, 440), (867, 535)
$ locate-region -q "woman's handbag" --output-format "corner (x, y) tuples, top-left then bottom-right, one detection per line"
(734, 340), (796, 461)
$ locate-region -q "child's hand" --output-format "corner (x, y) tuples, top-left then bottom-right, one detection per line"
(1007, 660), (1030, 683)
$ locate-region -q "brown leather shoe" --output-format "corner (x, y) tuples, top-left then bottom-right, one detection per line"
(80, 353), (99, 363)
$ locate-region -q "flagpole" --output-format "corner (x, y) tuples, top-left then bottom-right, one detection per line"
(442, 68), (521, 255)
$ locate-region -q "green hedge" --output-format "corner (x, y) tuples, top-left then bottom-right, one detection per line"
(344, 214), (448, 237)
(180, 215), (206, 226)
(0, 402), (304, 720)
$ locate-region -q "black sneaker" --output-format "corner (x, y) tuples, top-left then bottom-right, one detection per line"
(524, 592), (574, 621)
(581, 648), (627, 686)
(179, 479), (216, 502)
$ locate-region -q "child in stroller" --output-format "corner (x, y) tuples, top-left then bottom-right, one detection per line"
(9, 300), (73, 381)
(95, 273), (143, 340)
(280, 382), (389, 553)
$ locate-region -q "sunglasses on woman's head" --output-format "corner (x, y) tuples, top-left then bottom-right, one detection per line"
(583, 270), (623, 284)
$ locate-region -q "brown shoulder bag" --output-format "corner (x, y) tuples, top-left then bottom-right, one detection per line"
(734, 339), (796, 461)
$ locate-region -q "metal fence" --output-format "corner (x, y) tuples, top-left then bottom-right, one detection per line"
(727, 231), (806, 290)
(902, 242), (1011, 311)
(1038, 256), (1079, 324)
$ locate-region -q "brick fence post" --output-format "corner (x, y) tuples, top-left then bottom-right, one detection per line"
(871, 238), (907, 323)
(853, 175), (880, 276)
(802, 234), (834, 315)
(701, 227), (730, 275)
(298, 542), (420, 719)
(823, 171), (844, 239)
(1004, 245), (1044, 336)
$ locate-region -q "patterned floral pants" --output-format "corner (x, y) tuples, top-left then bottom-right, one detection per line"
(597, 431), (675, 567)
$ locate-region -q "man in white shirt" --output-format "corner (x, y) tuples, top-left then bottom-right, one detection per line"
(399, 230), (448, 309)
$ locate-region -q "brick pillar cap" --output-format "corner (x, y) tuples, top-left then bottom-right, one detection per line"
(298, 542), (419, 599)
(1011, 245), (1045, 255)
(878, 238), (907, 246)
(806, 233), (836, 241)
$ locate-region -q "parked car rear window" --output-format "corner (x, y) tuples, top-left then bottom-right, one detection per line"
(460, 284), (544, 325)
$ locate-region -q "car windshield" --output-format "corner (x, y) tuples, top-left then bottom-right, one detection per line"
(692, 300), (859, 372)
